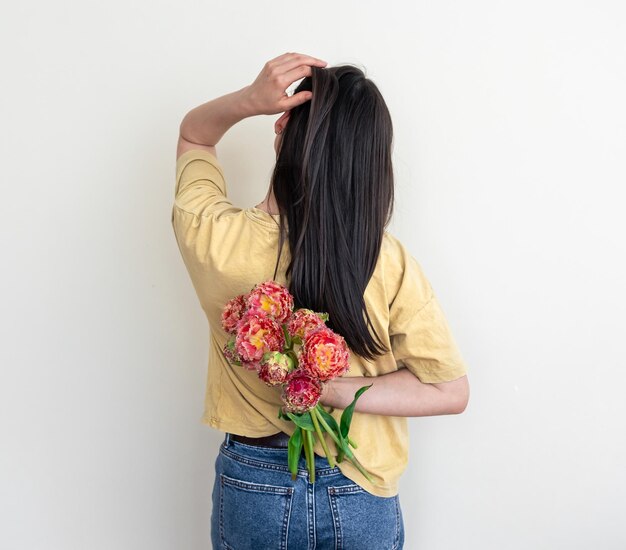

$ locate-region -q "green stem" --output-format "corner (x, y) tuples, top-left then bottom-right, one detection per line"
(310, 407), (335, 468)
(313, 406), (373, 484)
(313, 407), (345, 462)
(347, 436), (357, 449)
(346, 455), (375, 484)
(313, 406), (341, 447)
(302, 429), (316, 483)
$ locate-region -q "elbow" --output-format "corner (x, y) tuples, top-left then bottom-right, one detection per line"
(453, 395), (469, 414)
(450, 382), (470, 415)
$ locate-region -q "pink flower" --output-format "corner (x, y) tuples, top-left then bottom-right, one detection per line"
(258, 351), (294, 386)
(221, 294), (248, 334)
(300, 325), (350, 382)
(287, 308), (328, 342)
(282, 369), (322, 414)
(246, 280), (294, 324)
(234, 311), (285, 364)
(223, 335), (259, 370)
(222, 336), (243, 365)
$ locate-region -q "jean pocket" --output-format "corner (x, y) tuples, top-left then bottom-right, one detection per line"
(218, 473), (294, 550)
(328, 483), (402, 550)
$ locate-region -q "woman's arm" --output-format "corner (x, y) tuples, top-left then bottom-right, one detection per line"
(178, 86), (255, 150)
(320, 370), (469, 417)
(177, 52), (328, 158)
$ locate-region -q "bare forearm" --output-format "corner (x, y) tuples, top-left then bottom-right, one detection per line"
(320, 368), (466, 417)
(179, 85), (254, 146)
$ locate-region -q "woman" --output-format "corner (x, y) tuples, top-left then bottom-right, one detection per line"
(172, 52), (470, 549)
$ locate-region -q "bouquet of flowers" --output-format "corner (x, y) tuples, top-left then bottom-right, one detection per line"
(221, 279), (374, 484)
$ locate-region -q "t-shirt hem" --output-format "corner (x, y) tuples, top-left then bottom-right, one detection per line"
(333, 459), (399, 498)
(201, 414), (400, 498)
(200, 414), (285, 437)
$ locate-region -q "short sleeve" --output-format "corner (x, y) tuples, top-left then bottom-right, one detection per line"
(173, 149), (238, 218)
(388, 244), (468, 383)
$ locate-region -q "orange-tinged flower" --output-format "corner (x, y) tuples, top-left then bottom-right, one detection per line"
(246, 280), (294, 324)
(287, 308), (328, 342)
(300, 325), (350, 382)
(234, 311), (285, 364)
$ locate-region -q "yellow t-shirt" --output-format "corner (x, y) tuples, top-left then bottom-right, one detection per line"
(171, 148), (468, 497)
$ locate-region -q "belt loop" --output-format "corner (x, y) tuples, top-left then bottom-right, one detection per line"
(225, 432), (231, 447)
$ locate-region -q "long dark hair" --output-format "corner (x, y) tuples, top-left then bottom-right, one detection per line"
(270, 64), (395, 361)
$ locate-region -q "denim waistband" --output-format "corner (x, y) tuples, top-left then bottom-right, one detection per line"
(221, 432), (343, 478)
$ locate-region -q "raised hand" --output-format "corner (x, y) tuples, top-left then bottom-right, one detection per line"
(243, 52), (328, 116)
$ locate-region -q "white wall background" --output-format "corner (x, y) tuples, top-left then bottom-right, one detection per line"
(2, 1), (625, 548)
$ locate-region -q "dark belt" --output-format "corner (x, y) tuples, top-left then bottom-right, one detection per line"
(230, 431), (291, 448)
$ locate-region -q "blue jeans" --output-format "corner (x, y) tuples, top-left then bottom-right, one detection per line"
(210, 432), (405, 549)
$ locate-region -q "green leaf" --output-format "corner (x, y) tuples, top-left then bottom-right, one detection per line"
(340, 384), (372, 439)
(287, 427), (303, 480)
(286, 411), (315, 431)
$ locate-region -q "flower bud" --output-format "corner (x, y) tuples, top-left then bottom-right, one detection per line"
(258, 351), (294, 386)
